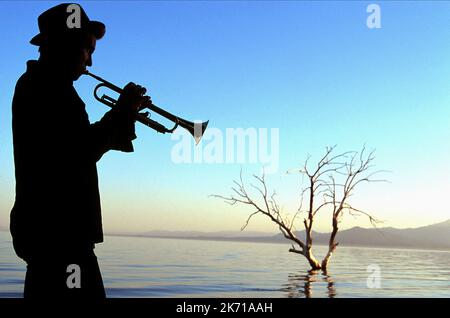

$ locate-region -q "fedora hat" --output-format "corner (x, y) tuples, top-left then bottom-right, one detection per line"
(30, 3), (105, 46)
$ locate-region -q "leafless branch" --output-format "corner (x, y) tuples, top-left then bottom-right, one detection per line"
(213, 146), (386, 272)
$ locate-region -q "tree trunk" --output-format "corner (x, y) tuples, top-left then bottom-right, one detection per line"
(321, 243), (338, 271)
(304, 249), (322, 270)
(321, 215), (339, 271)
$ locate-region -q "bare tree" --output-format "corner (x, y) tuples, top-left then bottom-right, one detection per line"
(213, 146), (385, 271)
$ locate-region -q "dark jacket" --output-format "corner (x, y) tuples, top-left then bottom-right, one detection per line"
(10, 60), (136, 261)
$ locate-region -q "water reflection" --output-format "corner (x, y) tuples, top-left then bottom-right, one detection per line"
(282, 270), (336, 298)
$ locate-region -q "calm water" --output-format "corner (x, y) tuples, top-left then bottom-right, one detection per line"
(0, 230), (449, 298)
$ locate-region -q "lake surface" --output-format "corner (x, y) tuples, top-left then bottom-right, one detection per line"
(0, 230), (449, 298)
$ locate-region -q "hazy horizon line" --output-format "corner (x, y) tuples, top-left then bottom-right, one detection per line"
(0, 217), (449, 236)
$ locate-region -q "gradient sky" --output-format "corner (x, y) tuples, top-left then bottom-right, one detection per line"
(0, 1), (449, 234)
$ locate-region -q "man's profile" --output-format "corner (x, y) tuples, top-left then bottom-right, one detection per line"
(10, 3), (149, 298)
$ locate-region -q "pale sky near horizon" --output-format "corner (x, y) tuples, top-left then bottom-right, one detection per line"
(0, 1), (449, 234)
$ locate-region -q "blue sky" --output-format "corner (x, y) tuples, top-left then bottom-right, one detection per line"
(0, 1), (449, 233)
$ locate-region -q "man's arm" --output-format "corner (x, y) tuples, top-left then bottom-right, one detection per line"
(88, 106), (137, 162)
(86, 81), (149, 161)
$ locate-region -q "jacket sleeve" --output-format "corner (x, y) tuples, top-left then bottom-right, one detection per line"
(88, 106), (137, 162)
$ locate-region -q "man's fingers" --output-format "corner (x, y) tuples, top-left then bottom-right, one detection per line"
(119, 82), (151, 113)
(123, 82), (136, 90)
(124, 83), (147, 97)
(135, 85), (146, 96)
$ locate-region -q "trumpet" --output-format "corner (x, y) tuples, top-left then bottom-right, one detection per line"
(84, 70), (209, 145)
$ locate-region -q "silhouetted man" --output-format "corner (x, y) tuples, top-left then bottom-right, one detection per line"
(10, 3), (149, 298)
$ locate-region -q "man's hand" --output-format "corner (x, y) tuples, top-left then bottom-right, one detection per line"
(116, 82), (151, 114)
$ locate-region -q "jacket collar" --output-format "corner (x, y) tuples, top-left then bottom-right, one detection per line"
(26, 60), (74, 86)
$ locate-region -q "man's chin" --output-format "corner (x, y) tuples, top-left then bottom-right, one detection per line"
(73, 73), (83, 81)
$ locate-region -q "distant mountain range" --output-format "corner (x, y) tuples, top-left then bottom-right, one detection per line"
(111, 219), (450, 251)
(1, 220), (449, 251)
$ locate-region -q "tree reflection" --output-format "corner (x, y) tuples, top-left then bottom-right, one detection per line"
(281, 270), (336, 298)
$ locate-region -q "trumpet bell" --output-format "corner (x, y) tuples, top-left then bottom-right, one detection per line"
(179, 120), (209, 145)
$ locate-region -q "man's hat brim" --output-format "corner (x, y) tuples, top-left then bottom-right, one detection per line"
(30, 20), (106, 46)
